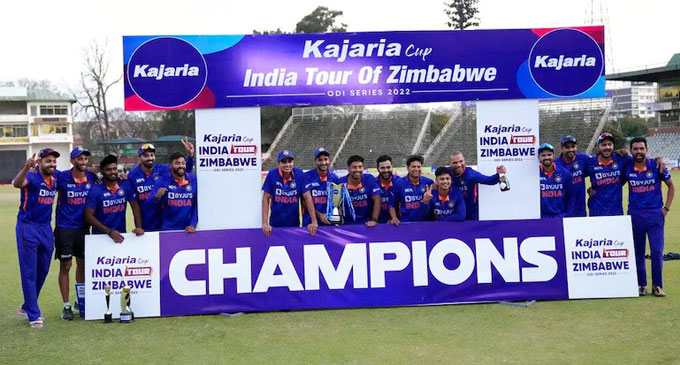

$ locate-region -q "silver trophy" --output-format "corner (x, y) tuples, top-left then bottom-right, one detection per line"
(326, 183), (356, 225)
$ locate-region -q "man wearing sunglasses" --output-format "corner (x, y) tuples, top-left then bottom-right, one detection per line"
(127, 139), (194, 231)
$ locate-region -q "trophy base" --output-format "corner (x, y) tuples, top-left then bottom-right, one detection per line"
(119, 312), (133, 323)
(328, 217), (343, 226)
(104, 312), (113, 324)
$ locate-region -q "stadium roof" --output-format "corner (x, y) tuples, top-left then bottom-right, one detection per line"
(0, 87), (76, 102)
(607, 53), (680, 82)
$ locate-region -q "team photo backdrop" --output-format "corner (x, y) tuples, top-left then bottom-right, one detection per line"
(85, 216), (637, 319)
(123, 26), (605, 110)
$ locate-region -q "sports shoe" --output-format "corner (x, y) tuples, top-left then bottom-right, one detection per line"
(73, 301), (80, 313)
(61, 305), (74, 320)
(638, 286), (647, 296)
(17, 308), (28, 318)
(29, 317), (44, 328)
(652, 286), (666, 297)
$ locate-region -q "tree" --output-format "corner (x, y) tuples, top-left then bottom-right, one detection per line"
(444, 0), (480, 29)
(70, 39), (121, 154)
(610, 117), (649, 138)
(157, 110), (195, 138)
(253, 6), (348, 147)
(295, 6), (346, 33)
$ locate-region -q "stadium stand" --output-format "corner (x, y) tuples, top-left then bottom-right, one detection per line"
(262, 107), (358, 170)
(425, 102), (478, 166)
(264, 98), (612, 170)
(647, 128), (680, 163)
(334, 108), (429, 168)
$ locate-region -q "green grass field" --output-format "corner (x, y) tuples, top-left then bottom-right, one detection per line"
(1, 173), (679, 363)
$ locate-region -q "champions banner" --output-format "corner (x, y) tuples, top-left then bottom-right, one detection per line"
(123, 26), (605, 110)
(85, 216), (636, 320)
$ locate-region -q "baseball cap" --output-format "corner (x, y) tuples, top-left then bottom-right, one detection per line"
(277, 149), (294, 162)
(560, 135), (577, 146)
(538, 143), (555, 154)
(138, 143), (156, 156)
(70, 146), (91, 159)
(597, 133), (615, 145)
(314, 147), (330, 158)
(38, 148), (60, 158)
(100, 154), (118, 168)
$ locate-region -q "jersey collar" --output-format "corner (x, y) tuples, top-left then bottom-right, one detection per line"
(106, 182), (120, 195)
(278, 168), (294, 184)
(438, 192), (450, 202)
(540, 163), (556, 178)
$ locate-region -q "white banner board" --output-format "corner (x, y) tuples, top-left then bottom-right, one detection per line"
(195, 108), (262, 230)
(476, 99), (540, 220)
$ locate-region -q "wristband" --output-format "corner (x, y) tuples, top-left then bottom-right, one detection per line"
(663, 207), (670, 211)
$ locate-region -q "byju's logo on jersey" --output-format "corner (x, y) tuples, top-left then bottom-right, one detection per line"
(127, 37), (208, 108)
(528, 29), (603, 97)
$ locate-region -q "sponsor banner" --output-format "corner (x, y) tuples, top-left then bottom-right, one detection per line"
(476, 99), (540, 220)
(123, 27), (605, 111)
(563, 216), (638, 298)
(85, 217), (636, 319)
(196, 108), (262, 229)
(84, 232), (161, 320)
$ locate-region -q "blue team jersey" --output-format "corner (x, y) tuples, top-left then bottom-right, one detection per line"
(377, 174), (399, 223)
(128, 158), (193, 231)
(85, 180), (136, 234)
(626, 158), (672, 210)
(17, 169), (57, 225)
(338, 174), (381, 224)
(585, 154), (632, 216)
(150, 172), (198, 230)
(450, 167), (499, 220)
(55, 169), (98, 228)
(555, 152), (590, 217)
(128, 164), (169, 231)
(539, 164), (574, 218)
(423, 188), (466, 221)
(392, 175), (435, 222)
(302, 169), (339, 226)
(262, 167), (309, 227)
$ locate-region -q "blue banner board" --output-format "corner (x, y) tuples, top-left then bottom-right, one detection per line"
(123, 26), (605, 110)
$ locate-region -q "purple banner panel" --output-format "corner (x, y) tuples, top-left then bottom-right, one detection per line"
(124, 26), (604, 111)
(159, 220), (567, 316)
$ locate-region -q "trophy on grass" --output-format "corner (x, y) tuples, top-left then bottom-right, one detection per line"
(103, 284), (113, 323)
(326, 182), (356, 225)
(119, 286), (133, 323)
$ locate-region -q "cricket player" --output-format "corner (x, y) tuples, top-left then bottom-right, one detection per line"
(449, 152), (506, 220)
(338, 155), (381, 226)
(555, 135), (590, 217)
(84, 155), (144, 243)
(128, 139), (194, 231)
(421, 167), (466, 221)
(376, 155), (400, 224)
(391, 155), (434, 223)
(585, 133), (633, 216)
(54, 147), (98, 320)
(150, 152), (198, 233)
(538, 143), (575, 218)
(302, 148), (339, 226)
(625, 137), (674, 297)
(13, 148), (59, 328)
(261, 149), (318, 236)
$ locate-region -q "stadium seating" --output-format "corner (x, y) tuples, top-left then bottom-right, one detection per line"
(334, 109), (429, 168)
(647, 132), (680, 162)
(262, 110), (357, 170)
